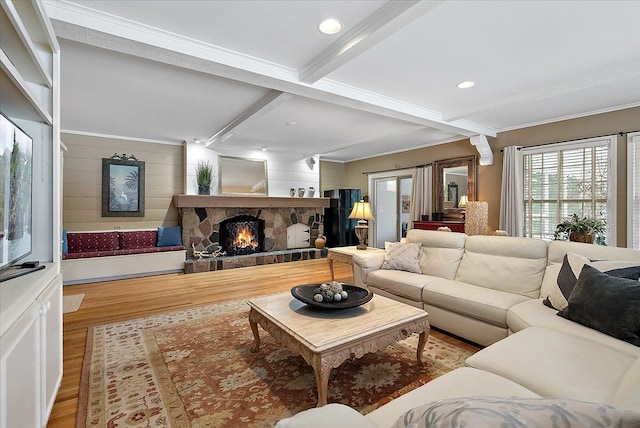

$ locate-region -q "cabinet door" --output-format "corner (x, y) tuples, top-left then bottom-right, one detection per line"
(0, 303), (42, 428)
(40, 277), (63, 424)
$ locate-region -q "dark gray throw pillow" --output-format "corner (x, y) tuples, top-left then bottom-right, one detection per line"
(558, 265), (640, 346)
(543, 253), (640, 311)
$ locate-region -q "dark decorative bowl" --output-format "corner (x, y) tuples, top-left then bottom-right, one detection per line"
(290, 284), (373, 309)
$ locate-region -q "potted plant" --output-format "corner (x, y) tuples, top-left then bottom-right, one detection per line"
(554, 214), (606, 245)
(196, 160), (213, 195)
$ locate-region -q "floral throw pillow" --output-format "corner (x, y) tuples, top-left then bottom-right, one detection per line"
(392, 396), (640, 428)
(381, 242), (422, 274)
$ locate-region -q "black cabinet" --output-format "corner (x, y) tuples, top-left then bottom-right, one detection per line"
(323, 189), (361, 247)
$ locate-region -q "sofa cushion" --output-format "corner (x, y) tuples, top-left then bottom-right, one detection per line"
(507, 299), (640, 357)
(381, 242), (421, 273)
(466, 327), (638, 406)
(544, 252), (640, 311)
(455, 236), (547, 298)
(392, 396), (640, 428)
(614, 357), (640, 410)
(119, 230), (157, 249)
(406, 229), (466, 280)
(157, 226), (182, 247)
(423, 279), (530, 327)
(558, 265), (640, 346)
(67, 231), (119, 253)
(275, 403), (377, 428)
(548, 240), (640, 264)
(367, 270), (437, 302)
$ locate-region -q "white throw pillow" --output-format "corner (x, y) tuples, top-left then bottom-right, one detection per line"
(381, 242), (422, 274)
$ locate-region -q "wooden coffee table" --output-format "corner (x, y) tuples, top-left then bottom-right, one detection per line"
(248, 291), (430, 406)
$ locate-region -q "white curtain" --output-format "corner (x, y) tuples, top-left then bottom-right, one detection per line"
(410, 165), (432, 228)
(499, 146), (524, 237)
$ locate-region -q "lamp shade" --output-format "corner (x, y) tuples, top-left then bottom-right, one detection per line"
(459, 195), (469, 208)
(348, 201), (375, 221)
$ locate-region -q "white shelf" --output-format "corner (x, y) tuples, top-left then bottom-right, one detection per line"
(1, 0), (52, 87)
(0, 48), (52, 124)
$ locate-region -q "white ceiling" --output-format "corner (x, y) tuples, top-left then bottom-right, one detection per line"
(45, 0), (640, 162)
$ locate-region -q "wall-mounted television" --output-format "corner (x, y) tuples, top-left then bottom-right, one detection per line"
(0, 112), (33, 273)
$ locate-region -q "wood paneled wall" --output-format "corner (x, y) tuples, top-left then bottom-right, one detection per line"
(62, 133), (183, 231)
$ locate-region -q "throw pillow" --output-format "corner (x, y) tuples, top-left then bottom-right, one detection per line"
(558, 265), (640, 346)
(543, 252), (640, 311)
(157, 226), (182, 247)
(62, 229), (68, 254)
(381, 242), (421, 274)
(392, 396), (640, 428)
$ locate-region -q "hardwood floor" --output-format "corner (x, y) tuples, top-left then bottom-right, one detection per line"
(47, 258), (477, 427)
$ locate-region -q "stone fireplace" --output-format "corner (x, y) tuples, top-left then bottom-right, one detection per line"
(219, 215), (265, 255)
(173, 195), (330, 273)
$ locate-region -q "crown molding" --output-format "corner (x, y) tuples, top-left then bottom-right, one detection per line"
(497, 102), (640, 134)
(443, 59), (640, 124)
(60, 129), (182, 146)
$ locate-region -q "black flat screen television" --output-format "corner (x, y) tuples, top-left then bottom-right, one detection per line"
(0, 112), (33, 273)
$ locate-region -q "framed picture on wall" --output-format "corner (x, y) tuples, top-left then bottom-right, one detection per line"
(101, 156), (145, 217)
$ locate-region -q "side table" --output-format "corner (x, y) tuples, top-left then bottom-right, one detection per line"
(326, 246), (384, 282)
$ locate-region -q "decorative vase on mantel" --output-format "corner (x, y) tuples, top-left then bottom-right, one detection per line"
(198, 185), (210, 195)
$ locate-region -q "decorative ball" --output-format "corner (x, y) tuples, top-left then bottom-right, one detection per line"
(333, 293), (342, 302)
(340, 291), (348, 299)
(328, 281), (343, 294)
(320, 289), (334, 301)
(313, 293), (323, 302)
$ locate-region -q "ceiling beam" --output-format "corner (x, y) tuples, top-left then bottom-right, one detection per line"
(46, 2), (497, 139)
(299, 0), (443, 84)
(302, 125), (423, 158)
(204, 90), (289, 147)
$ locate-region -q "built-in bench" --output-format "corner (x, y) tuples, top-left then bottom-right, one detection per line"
(62, 228), (186, 285)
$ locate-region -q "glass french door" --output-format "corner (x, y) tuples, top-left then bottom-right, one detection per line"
(370, 173), (413, 248)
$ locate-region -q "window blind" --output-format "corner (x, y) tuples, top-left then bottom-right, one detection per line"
(629, 132), (640, 250)
(522, 136), (616, 244)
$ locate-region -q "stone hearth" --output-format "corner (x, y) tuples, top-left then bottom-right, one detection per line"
(184, 248), (327, 273)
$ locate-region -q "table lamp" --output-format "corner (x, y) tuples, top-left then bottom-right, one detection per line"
(348, 200), (375, 250)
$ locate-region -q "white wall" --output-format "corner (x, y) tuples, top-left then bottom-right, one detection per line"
(185, 142), (320, 197)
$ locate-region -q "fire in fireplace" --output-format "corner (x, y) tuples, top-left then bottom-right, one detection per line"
(219, 215), (265, 256)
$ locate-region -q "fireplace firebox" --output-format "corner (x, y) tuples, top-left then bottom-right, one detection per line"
(219, 215), (265, 256)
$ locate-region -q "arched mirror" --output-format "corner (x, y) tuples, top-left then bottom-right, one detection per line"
(434, 156), (476, 220)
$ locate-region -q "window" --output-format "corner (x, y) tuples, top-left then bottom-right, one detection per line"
(522, 136), (616, 244)
(629, 132), (640, 250)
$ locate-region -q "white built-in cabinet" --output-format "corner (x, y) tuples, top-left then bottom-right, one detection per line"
(0, 1), (62, 427)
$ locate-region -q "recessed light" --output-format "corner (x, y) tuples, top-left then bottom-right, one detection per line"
(318, 18), (343, 35)
(261, 146), (267, 152)
(457, 81), (476, 89)
(286, 121), (296, 126)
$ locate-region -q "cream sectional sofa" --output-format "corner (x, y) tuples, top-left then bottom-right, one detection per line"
(276, 229), (640, 427)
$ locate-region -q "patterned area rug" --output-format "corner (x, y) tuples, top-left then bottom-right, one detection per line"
(78, 299), (477, 427)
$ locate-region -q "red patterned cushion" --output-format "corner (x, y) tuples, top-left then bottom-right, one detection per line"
(119, 230), (157, 249)
(67, 232), (119, 253)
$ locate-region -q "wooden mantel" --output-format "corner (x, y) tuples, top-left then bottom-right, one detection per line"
(173, 194), (331, 209)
